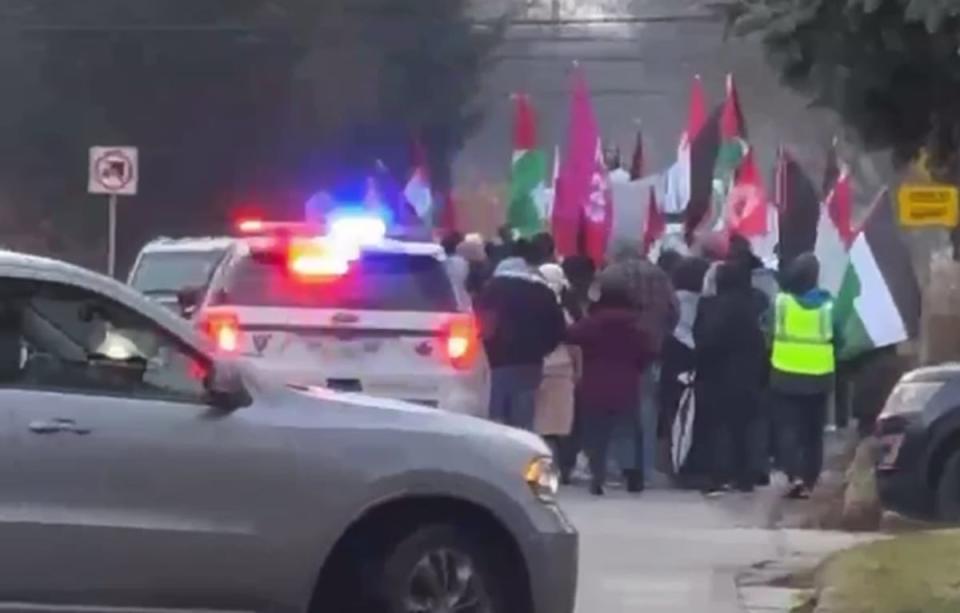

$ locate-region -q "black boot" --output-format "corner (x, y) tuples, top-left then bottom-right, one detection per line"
(624, 469), (645, 493)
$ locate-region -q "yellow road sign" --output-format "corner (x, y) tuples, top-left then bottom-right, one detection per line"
(898, 184), (959, 227)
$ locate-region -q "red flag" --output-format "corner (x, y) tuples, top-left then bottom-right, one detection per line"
(643, 185), (665, 254)
(553, 65), (610, 263)
(718, 75), (768, 238)
(728, 150), (768, 236)
(826, 165), (855, 247)
(584, 141), (614, 264)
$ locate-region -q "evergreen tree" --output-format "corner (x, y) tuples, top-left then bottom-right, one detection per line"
(723, 0), (960, 174)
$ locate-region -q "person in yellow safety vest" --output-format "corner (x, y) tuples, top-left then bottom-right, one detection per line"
(770, 253), (842, 500)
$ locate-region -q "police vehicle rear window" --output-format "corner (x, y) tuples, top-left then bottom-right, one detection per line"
(217, 252), (458, 312)
(131, 251), (225, 295)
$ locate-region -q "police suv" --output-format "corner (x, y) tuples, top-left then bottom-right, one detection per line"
(128, 216), (488, 415)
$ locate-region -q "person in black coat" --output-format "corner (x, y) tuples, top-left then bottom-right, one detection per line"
(476, 240), (566, 431)
(694, 262), (768, 495)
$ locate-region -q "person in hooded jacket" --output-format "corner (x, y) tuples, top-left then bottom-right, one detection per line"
(659, 256), (709, 449)
(566, 286), (655, 495)
(726, 234), (779, 485)
(771, 253), (842, 499)
(476, 240), (566, 431)
(596, 239), (678, 483)
(694, 262), (769, 495)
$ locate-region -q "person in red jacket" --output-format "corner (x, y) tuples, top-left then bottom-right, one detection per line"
(567, 287), (656, 495)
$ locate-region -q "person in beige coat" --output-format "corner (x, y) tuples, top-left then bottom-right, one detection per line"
(534, 264), (581, 456)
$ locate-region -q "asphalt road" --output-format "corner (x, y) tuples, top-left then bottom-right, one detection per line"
(559, 483), (872, 613)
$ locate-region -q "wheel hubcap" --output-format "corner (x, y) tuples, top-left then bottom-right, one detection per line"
(402, 548), (491, 613)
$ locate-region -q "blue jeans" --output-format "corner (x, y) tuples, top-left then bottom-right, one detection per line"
(489, 365), (543, 431)
(639, 365), (660, 480)
(583, 409), (641, 487)
(609, 366), (659, 476)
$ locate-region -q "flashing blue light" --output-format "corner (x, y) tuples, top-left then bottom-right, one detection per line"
(328, 210), (388, 247)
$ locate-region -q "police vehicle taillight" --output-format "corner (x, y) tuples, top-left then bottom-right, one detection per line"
(443, 315), (479, 370)
(201, 312), (242, 352)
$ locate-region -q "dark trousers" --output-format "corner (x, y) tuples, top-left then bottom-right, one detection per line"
(556, 403), (582, 480)
(711, 416), (754, 489)
(489, 365), (542, 431)
(834, 364), (852, 429)
(776, 391), (828, 487)
(581, 410), (642, 488)
(544, 435), (578, 471)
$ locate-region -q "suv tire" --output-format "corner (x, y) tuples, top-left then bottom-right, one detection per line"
(375, 524), (506, 613)
(936, 449), (960, 522)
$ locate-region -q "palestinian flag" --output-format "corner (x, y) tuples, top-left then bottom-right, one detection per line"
(665, 75), (707, 216)
(834, 189), (921, 360)
(775, 145), (820, 268)
(815, 162), (855, 296)
(507, 94), (548, 237)
(682, 105), (723, 237)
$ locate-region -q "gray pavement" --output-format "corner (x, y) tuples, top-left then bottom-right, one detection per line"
(560, 483), (880, 612)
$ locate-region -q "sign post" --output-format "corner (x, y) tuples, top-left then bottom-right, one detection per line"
(88, 147), (138, 277)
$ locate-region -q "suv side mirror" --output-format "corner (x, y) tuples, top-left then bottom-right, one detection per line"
(177, 287), (202, 319)
(205, 361), (250, 412)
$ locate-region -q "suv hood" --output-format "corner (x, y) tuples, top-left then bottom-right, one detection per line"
(282, 383), (551, 453)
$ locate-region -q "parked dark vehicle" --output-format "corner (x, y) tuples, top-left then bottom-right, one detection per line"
(876, 364), (960, 522)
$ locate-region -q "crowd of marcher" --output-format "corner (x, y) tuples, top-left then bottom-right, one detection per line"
(442, 227), (841, 500)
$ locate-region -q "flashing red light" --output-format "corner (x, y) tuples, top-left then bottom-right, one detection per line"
(443, 315), (480, 370)
(201, 312), (241, 352)
(237, 218), (265, 234)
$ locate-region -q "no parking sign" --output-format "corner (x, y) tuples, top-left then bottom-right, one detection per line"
(89, 147), (138, 196)
(88, 146), (138, 277)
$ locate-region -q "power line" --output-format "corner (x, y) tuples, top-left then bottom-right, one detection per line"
(0, 12), (716, 33)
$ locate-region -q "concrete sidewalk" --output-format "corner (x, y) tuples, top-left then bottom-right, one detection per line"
(561, 484), (878, 613)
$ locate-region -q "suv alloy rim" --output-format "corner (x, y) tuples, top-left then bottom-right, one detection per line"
(402, 547), (493, 613)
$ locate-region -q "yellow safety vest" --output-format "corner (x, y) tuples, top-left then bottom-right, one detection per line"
(771, 293), (836, 376)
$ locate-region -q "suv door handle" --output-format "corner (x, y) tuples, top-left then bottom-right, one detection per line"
(29, 418), (91, 436)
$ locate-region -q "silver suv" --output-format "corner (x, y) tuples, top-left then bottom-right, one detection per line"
(0, 250), (578, 613)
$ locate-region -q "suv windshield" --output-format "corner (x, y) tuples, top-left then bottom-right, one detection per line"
(130, 251), (226, 295)
(216, 252), (458, 312)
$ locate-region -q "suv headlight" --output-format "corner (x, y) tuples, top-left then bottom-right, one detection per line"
(525, 456), (560, 502)
(880, 381), (942, 418)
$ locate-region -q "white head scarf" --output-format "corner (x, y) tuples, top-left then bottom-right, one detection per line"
(539, 263), (569, 300)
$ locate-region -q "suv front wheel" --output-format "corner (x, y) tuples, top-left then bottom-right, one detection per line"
(376, 524), (506, 613)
